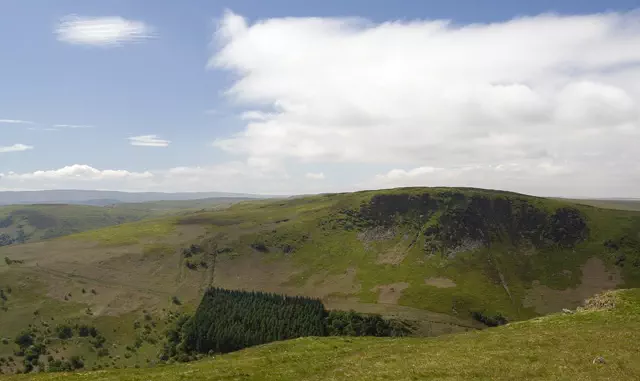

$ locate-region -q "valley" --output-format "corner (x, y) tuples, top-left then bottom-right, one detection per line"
(1, 187), (639, 376)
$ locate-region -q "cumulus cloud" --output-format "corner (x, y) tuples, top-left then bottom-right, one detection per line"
(3, 164), (152, 181)
(0, 144), (34, 153)
(128, 135), (171, 147)
(0, 163), (292, 194)
(305, 172), (325, 180)
(56, 15), (154, 46)
(207, 10), (640, 197)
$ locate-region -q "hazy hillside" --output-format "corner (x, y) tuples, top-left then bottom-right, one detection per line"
(566, 198), (640, 212)
(0, 204), (154, 245)
(1, 187), (639, 374)
(0, 190), (271, 206)
(7, 289), (640, 380)
(0, 198), (252, 246)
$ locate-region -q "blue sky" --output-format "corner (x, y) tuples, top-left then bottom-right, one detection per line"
(1, 1), (639, 197)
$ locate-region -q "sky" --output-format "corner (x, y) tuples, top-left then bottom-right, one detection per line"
(1, 0), (639, 197)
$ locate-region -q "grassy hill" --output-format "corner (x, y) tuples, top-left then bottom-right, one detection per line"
(1, 187), (639, 374)
(0, 204), (156, 245)
(7, 289), (640, 380)
(0, 198), (250, 246)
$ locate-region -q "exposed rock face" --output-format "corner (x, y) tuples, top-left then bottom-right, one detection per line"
(350, 191), (589, 257)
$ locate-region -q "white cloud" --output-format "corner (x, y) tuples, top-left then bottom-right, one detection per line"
(53, 124), (95, 129)
(3, 164), (152, 181)
(206, 10), (640, 197)
(305, 172), (325, 180)
(0, 144), (34, 153)
(56, 15), (154, 46)
(128, 135), (170, 147)
(0, 119), (34, 124)
(0, 163), (291, 194)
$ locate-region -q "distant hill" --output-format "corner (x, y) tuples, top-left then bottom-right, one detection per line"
(563, 198), (640, 212)
(0, 198), (253, 246)
(0, 189), (272, 206)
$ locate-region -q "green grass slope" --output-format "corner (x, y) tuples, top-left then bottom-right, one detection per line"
(0, 198), (248, 246)
(1, 187), (639, 374)
(8, 289), (640, 381)
(0, 204), (156, 244)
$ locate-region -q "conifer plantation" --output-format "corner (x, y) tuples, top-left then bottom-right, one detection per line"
(181, 288), (327, 354)
(166, 288), (409, 359)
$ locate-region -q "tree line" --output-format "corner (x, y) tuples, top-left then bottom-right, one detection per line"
(162, 288), (411, 361)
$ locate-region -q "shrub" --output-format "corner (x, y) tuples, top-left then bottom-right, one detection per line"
(55, 324), (73, 340)
(77, 324), (91, 337)
(69, 356), (84, 370)
(14, 331), (34, 348)
(185, 260), (197, 270)
(471, 311), (508, 327)
(91, 334), (106, 349)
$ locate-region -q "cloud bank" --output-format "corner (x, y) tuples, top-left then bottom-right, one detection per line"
(206, 10), (640, 197)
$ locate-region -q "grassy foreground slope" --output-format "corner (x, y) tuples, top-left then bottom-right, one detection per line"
(10, 289), (640, 381)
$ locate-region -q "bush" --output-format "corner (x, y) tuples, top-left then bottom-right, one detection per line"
(471, 311), (508, 327)
(77, 324), (90, 337)
(69, 356), (84, 370)
(326, 310), (411, 337)
(91, 334), (106, 349)
(55, 324), (73, 340)
(14, 331), (34, 348)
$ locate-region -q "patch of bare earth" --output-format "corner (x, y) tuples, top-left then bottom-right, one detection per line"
(371, 282), (410, 304)
(424, 277), (456, 288)
(524, 257), (621, 314)
(376, 241), (410, 265)
(357, 226), (396, 249)
(305, 267), (361, 298)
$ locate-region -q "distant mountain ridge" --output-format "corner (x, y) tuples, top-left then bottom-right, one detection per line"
(0, 189), (273, 206)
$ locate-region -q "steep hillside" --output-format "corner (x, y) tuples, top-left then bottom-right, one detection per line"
(1, 187), (639, 373)
(7, 289), (640, 380)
